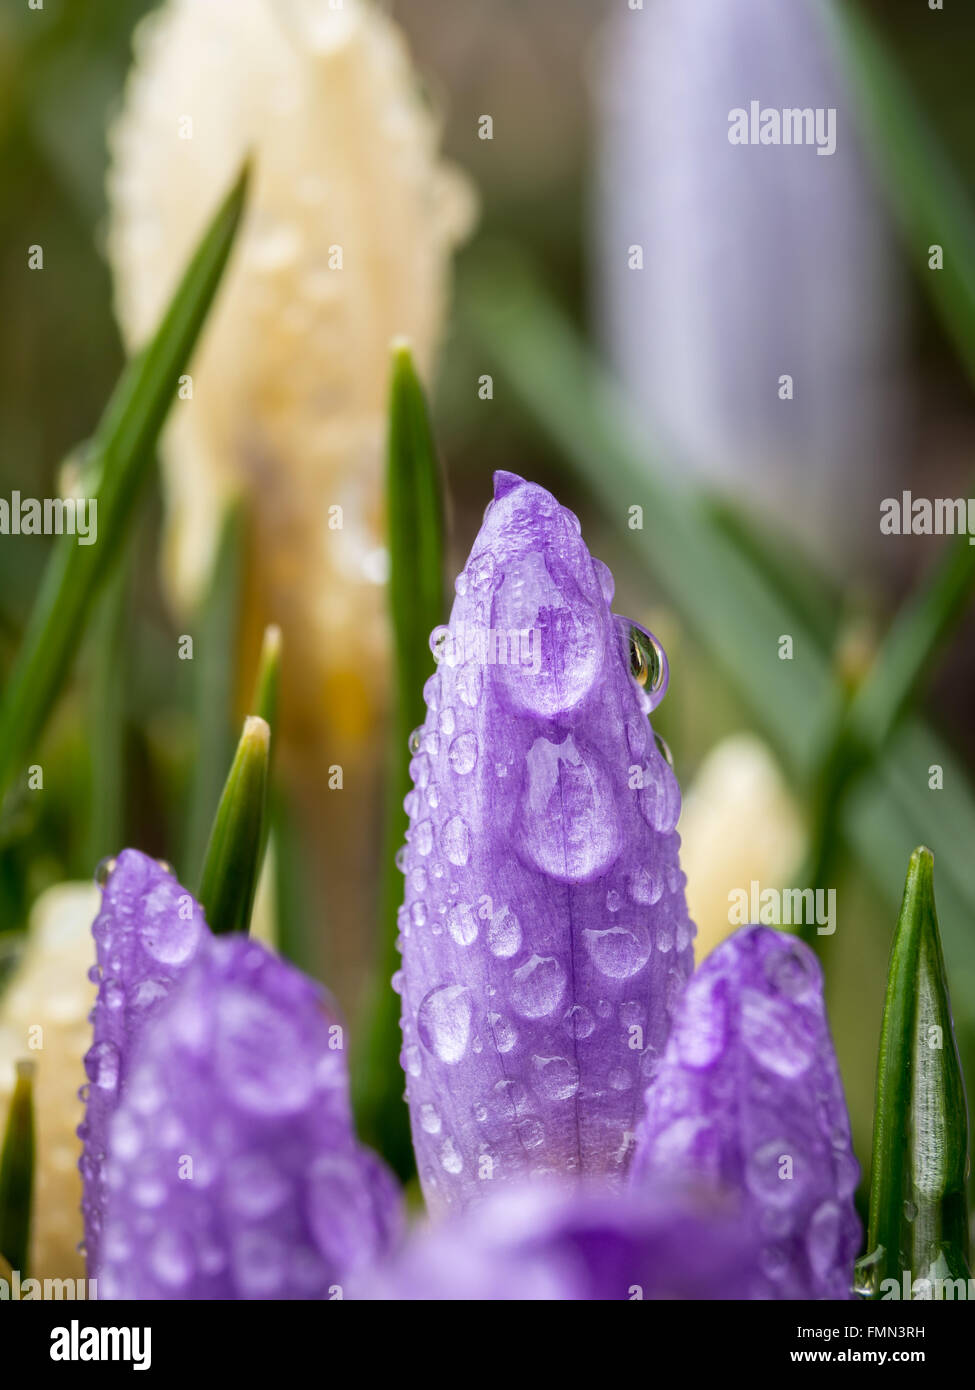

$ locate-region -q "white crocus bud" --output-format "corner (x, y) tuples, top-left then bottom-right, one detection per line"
(0, 884), (99, 1280)
(106, 0), (474, 740)
(679, 734), (806, 961)
(106, 0), (475, 1002)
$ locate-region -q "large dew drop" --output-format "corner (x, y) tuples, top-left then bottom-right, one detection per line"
(417, 984), (473, 1064)
(518, 735), (621, 882)
(583, 924), (652, 980)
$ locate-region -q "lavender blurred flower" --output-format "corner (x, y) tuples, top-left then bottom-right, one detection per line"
(630, 925), (861, 1298)
(595, 0), (905, 574)
(397, 471), (695, 1212)
(91, 934), (400, 1299)
(80, 851), (209, 1276)
(356, 1181), (756, 1301)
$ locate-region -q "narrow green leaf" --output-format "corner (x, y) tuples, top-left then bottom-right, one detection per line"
(0, 1060), (35, 1277)
(0, 159), (250, 810)
(353, 341), (446, 1183)
(85, 558), (128, 868)
(857, 848), (970, 1298)
(197, 715), (270, 937)
(828, 4), (975, 388)
(182, 499), (246, 883)
(250, 624), (281, 869)
(250, 624), (282, 731)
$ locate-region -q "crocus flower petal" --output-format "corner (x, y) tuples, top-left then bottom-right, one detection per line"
(398, 472), (695, 1211)
(0, 883), (98, 1279)
(631, 925), (861, 1298)
(80, 850), (208, 1275)
(355, 1182), (756, 1301)
(94, 936), (400, 1299)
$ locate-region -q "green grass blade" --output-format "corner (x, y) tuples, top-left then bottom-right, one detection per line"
(251, 624), (282, 731)
(85, 558), (128, 868)
(857, 848), (970, 1298)
(182, 499), (245, 883)
(353, 342), (446, 1182)
(197, 715), (270, 937)
(828, 3), (975, 387)
(0, 159), (250, 809)
(0, 1060), (35, 1276)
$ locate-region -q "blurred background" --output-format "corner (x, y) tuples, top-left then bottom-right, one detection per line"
(1, 0), (975, 1194)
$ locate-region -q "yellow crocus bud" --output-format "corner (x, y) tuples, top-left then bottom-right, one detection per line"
(679, 734), (806, 961)
(0, 884), (98, 1280)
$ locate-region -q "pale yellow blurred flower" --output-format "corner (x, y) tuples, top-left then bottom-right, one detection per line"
(679, 734), (806, 961)
(106, 0), (475, 1002)
(107, 0), (474, 745)
(0, 884), (98, 1280)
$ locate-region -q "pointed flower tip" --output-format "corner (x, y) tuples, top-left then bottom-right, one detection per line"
(492, 469), (526, 500)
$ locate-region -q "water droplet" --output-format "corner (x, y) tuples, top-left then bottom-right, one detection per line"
(510, 955), (566, 1018)
(745, 1140), (803, 1209)
(429, 627), (451, 663)
(492, 552), (601, 715)
(488, 1013), (518, 1053)
(447, 902), (478, 947)
(533, 1055), (580, 1101)
(414, 821), (434, 857)
(519, 735), (621, 882)
(417, 985), (473, 1063)
(619, 619), (669, 710)
(741, 988), (815, 1079)
(94, 857), (117, 886)
(440, 1138), (463, 1173)
(442, 816), (471, 867)
(673, 974), (726, 1068)
(438, 706), (456, 737)
(807, 1200), (841, 1279)
(562, 1004), (595, 1039)
(103, 979), (124, 1011)
(84, 1040), (120, 1091)
(226, 1154), (289, 1219)
(630, 866), (664, 906)
(408, 727), (423, 755)
(448, 733), (478, 776)
(583, 924), (651, 979)
(517, 1118), (545, 1150)
(487, 906), (522, 958)
(606, 889), (621, 912)
(419, 1103), (442, 1134)
(394, 847), (408, 873)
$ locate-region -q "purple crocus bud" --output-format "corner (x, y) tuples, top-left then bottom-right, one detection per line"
(398, 471), (695, 1212)
(93, 935), (401, 1299)
(356, 1181), (756, 1301)
(631, 925), (861, 1298)
(80, 849), (208, 1276)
